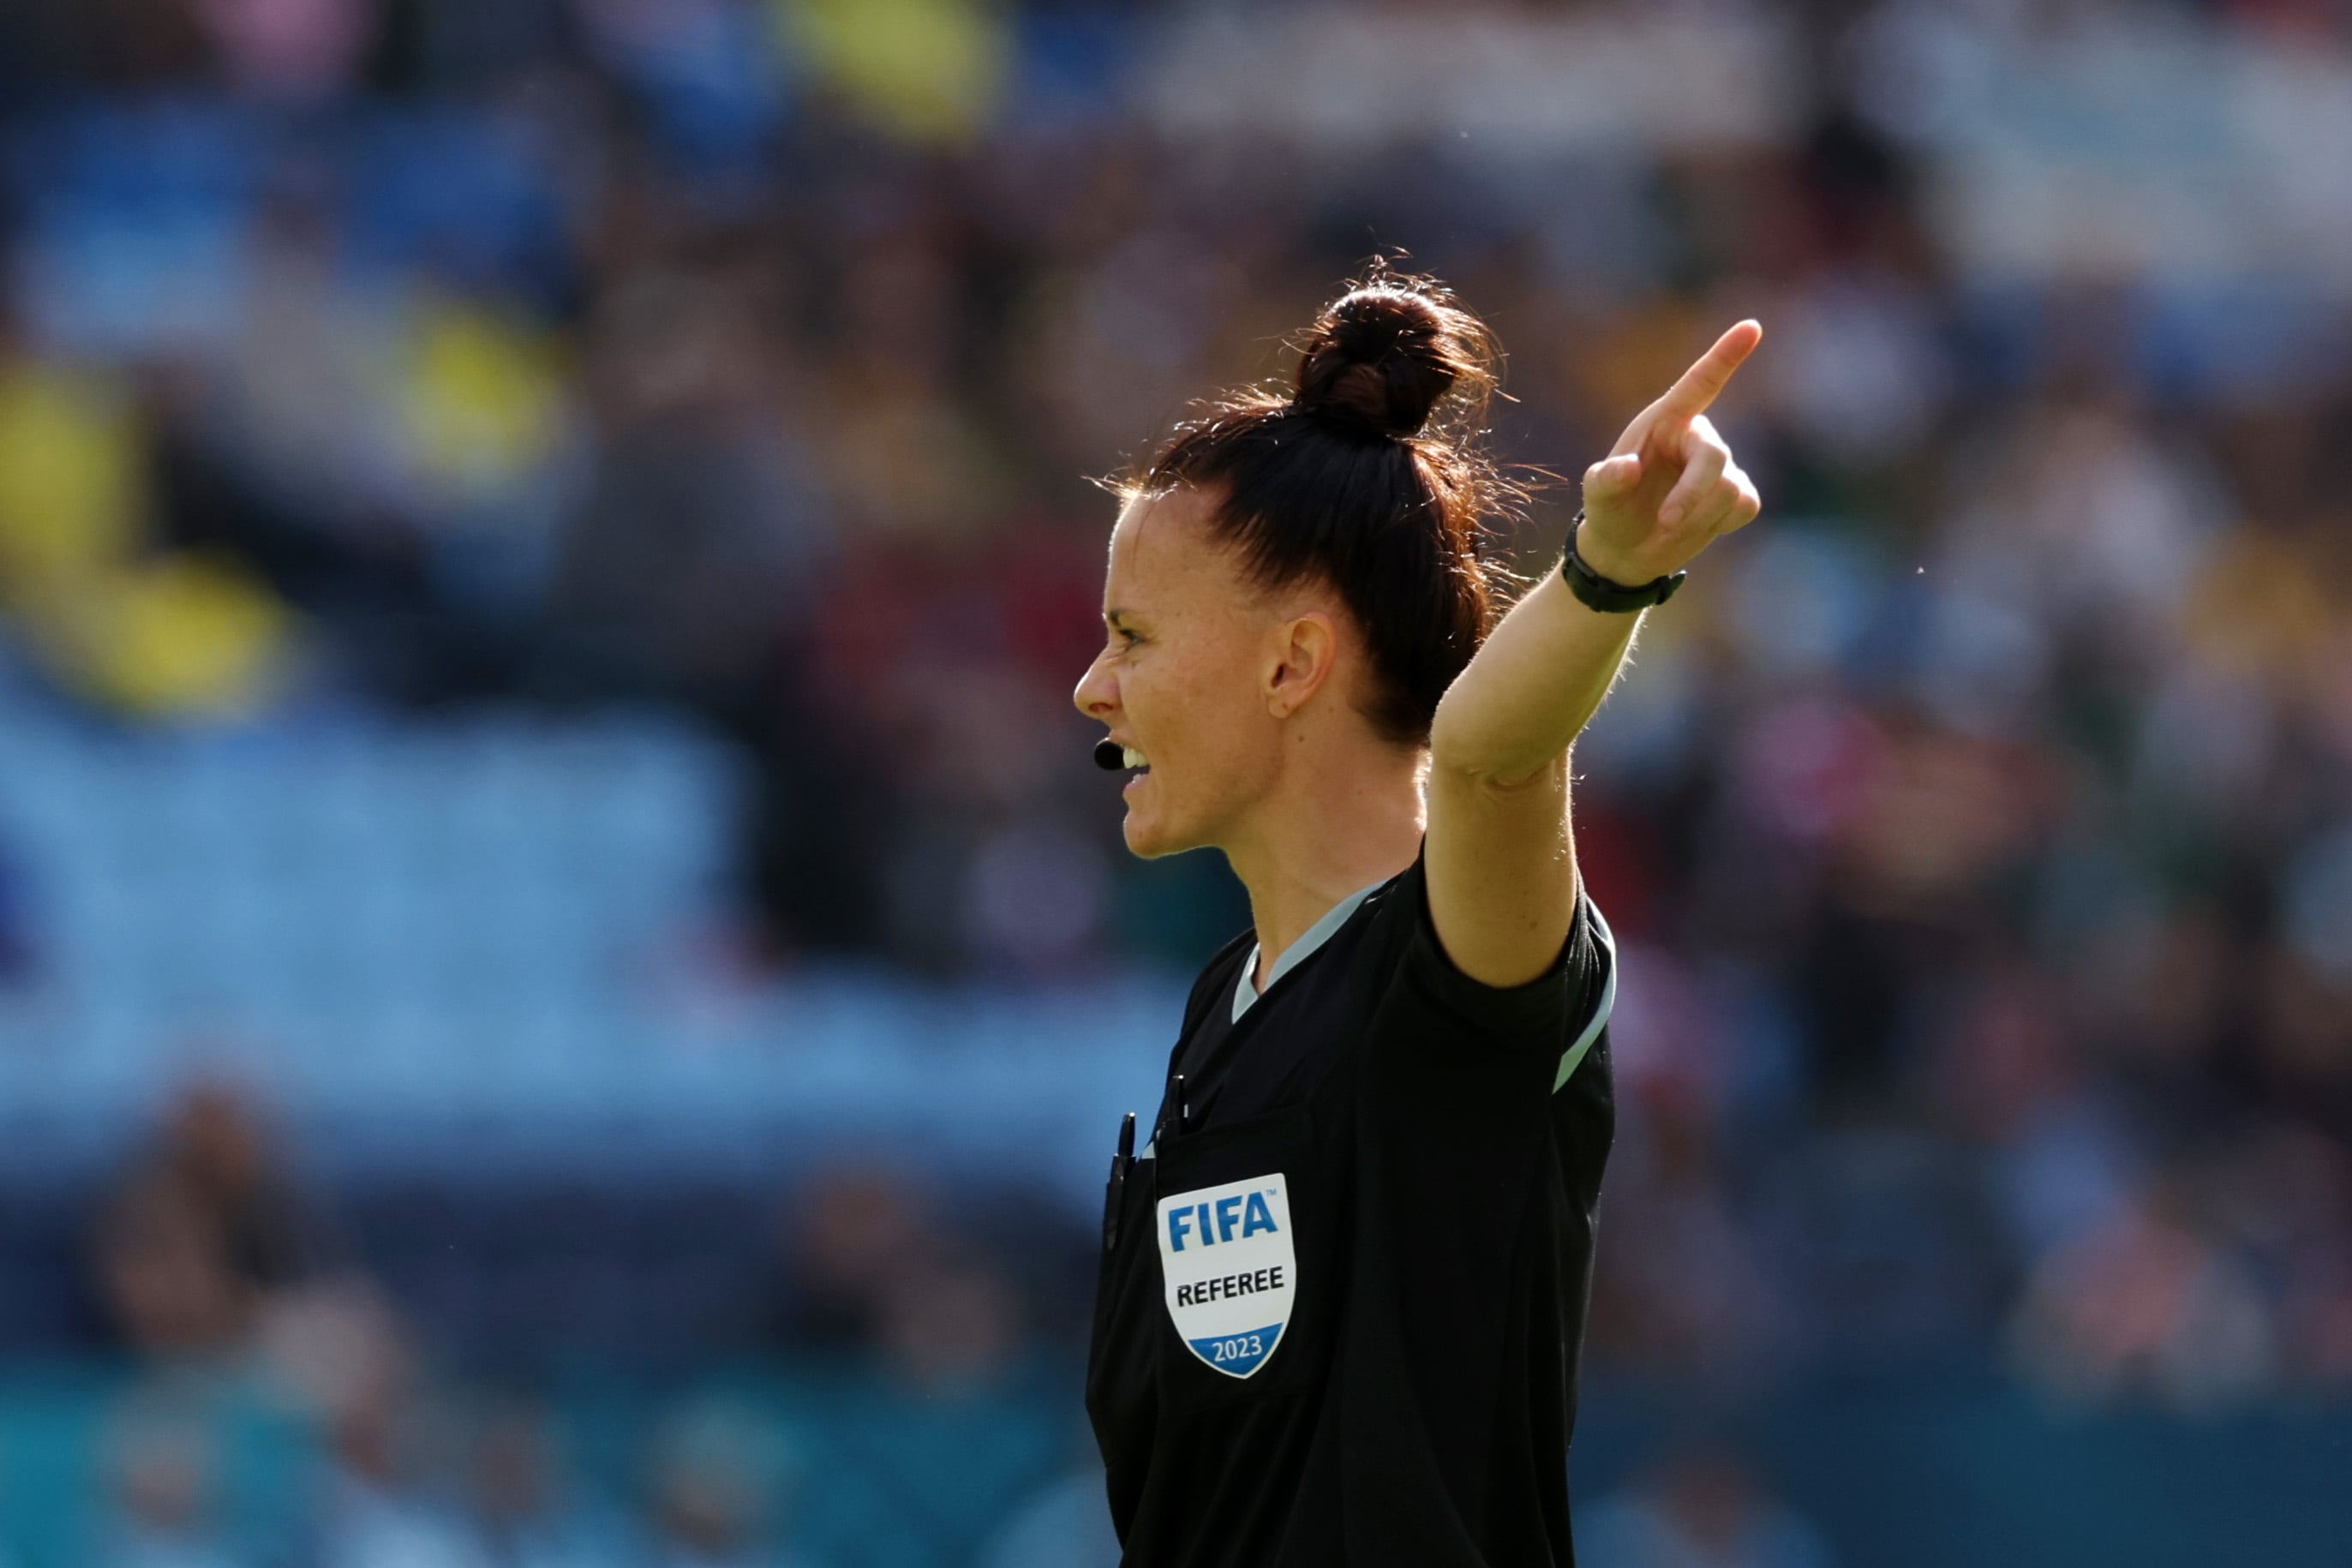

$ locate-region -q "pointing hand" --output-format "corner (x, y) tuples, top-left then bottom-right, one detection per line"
(1577, 320), (1764, 586)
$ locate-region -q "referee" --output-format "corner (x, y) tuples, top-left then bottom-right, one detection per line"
(1075, 269), (1762, 1567)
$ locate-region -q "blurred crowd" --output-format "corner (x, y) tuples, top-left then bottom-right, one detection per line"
(43, 1080), (1853, 1566)
(27, 1079), (1081, 1566)
(23, 1080), (751, 1565)
(0, 0), (2349, 1560)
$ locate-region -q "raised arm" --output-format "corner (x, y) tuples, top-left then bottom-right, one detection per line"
(1424, 320), (1763, 988)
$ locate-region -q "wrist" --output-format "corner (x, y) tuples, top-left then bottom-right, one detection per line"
(1569, 518), (1646, 587)
(1559, 513), (1687, 613)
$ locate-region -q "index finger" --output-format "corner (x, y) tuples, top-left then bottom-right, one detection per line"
(1655, 319), (1763, 422)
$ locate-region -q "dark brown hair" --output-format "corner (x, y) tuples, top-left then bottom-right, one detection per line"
(1131, 266), (1511, 746)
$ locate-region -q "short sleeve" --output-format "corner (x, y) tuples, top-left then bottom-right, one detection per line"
(1385, 852), (1616, 1086)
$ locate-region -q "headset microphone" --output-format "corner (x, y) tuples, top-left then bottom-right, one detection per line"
(1093, 739), (1126, 772)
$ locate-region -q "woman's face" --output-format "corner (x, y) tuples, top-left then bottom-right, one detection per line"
(1072, 487), (1293, 859)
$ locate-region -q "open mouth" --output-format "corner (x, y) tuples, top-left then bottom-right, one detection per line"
(1122, 745), (1151, 775)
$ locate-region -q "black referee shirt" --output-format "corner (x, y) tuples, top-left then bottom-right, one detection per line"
(1087, 843), (1617, 1567)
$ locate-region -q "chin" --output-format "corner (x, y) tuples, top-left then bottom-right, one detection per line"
(1121, 812), (1170, 859)
(1120, 805), (1193, 861)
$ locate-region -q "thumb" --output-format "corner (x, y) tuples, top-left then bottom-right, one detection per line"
(1584, 453), (1642, 502)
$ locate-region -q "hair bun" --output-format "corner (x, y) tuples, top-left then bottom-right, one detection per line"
(1292, 277), (1489, 440)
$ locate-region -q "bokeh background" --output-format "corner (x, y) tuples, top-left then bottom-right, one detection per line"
(0, 1), (2349, 1564)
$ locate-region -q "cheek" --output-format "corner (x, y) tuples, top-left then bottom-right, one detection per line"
(1155, 658), (1272, 790)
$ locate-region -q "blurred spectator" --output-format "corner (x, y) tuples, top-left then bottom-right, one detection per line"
(0, 356), (295, 720)
(2007, 1166), (2282, 1410)
(93, 1165), (255, 1360)
(769, 1166), (1026, 1392)
(303, 1296), (484, 1568)
(158, 1083), (339, 1294)
(191, 0), (374, 105)
(99, 1398), (249, 1568)
(547, 257), (820, 697)
(874, 1248), (1023, 1394)
(771, 1168), (931, 1353)
(462, 1397), (630, 1568)
(780, 0), (1011, 147)
(92, 1082), (340, 1359)
(643, 1399), (818, 1568)
(1577, 1444), (1835, 1568)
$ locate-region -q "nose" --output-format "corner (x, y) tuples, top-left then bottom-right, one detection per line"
(1074, 646), (1117, 721)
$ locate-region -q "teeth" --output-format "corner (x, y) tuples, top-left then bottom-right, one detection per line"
(1122, 746), (1148, 770)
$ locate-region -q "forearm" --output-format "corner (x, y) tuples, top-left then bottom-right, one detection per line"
(1415, 320), (1757, 985)
(1427, 562), (1641, 786)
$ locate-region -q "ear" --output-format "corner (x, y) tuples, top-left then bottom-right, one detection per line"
(1263, 612), (1338, 720)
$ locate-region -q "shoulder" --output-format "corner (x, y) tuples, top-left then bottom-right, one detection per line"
(1373, 844), (1615, 1056)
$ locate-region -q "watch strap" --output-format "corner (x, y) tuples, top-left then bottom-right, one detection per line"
(1559, 512), (1686, 613)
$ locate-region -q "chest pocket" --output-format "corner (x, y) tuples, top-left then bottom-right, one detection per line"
(1148, 1103), (1332, 1415)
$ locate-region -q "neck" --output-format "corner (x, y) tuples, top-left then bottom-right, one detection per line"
(1219, 739), (1425, 989)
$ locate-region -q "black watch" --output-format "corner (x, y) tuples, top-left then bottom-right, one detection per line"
(1558, 512), (1686, 613)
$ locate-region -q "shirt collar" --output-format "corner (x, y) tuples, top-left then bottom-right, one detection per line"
(1232, 874), (1391, 1024)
